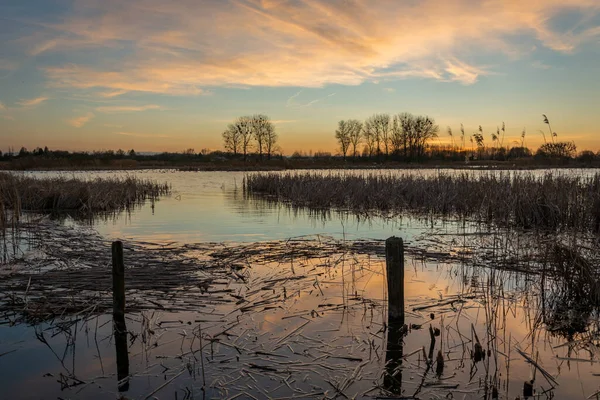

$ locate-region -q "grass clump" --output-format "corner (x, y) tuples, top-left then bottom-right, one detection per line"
(245, 171), (600, 232)
(0, 172), (170, 222)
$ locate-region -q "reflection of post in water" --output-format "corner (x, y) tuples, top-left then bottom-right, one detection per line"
(112, 241), (130, 392)
(384, 237), (405, 394)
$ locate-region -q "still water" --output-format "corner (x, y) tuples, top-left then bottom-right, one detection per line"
(1, 169), (599, 399)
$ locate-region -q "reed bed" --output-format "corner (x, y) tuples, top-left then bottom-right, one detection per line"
(0, 172), (170, 220)
(245, 171), (600, 232)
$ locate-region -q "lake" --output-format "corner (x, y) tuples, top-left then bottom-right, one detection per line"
(1, 169), (599, 399)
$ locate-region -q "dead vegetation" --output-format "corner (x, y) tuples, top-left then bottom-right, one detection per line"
(245, 171), (600, 232)
(0, 172), (170, 223)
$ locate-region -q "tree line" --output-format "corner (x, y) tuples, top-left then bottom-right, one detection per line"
(222, 114), (279, 160)
(335, 113), (440, 161)
(334, 113), (580, 161)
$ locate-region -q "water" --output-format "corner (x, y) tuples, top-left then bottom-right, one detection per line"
(2, 169), (600, 399)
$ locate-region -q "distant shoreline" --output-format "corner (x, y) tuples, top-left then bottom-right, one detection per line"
(3, 160), (600, 172)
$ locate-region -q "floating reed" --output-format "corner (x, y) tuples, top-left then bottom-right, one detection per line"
(245, 171), (600, 232)
(0, 172), (170, 218)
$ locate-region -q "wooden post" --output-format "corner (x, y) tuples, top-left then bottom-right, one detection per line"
(386, 236), (404, 325)
(112, 241), (129, 392)
(384, 236), (405, 394)
(112, 241), (125, 321)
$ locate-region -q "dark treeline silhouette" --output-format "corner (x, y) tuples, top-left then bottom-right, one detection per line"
(332, 113), (586, 164)
(0, 146), (287, 170)
(222, 114), (279, 161)
(2, 114), (598, 170)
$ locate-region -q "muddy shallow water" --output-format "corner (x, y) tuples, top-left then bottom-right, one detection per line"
(2, 169), (600, 399)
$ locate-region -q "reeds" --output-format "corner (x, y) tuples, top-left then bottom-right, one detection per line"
(0, 172), (170, 219)
(245, 171), (600, 232)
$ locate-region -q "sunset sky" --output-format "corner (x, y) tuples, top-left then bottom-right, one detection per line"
(1, 0), (599, 154)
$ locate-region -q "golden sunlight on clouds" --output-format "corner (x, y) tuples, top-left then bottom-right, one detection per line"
(114, 131), (170, 138)
(95, 104), (162, 113)
(17, 96), (48, 107)
(32, 0), (600, 95)
(67, 112), (94, 128)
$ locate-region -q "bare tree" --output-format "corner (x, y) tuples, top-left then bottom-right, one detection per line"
(394, 113), (438, 159)
(222, 124), (242, 155)
(251, 114), (274, 161)
(335, 120), (351, 160)
(265, 121), (278, 160)
(229, 116), (253, 161)
(391, 115), (404, 155)
(363, 118), (377, 157)
(347, 119), (363, 158)
(364, 114), (390, 157)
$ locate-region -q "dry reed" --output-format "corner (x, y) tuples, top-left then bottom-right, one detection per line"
(0, 172), (170, 220)
(245, 171), (600, 232)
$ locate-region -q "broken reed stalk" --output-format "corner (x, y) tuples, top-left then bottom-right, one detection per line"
(245, 171), (600, 233)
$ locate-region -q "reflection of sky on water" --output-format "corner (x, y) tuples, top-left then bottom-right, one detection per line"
(2, 248), (600, 398)
(3, 169), (600, 398)
(14, 168), (600, 243)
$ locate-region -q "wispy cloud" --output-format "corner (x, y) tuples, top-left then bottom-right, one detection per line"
(96, 104), (162, 113)
(67, 112), (94, 128)
(7, 0), (600, 94)
(531, 60), (552, 70)
(0, 60), (17, 70)
(104, 123), (124, 128)
(286, 90), (303, 107)
(114, 131), (169, 138)
(0, 102), (5, 111)
(98, 89), (128, 98)
(17, 96), (48, 107)
(3, 115), (14, 120)
(287, 92), (336, 107)
(383, 88), (396, 93)
(272, 119), (298, 124)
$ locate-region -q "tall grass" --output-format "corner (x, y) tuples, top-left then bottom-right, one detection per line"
(245, 172), (600, 232)
(0, 172), (170, 224)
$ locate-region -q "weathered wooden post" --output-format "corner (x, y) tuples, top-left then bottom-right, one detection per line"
(384, 236), (405, 394)
(112, 241), (129, 392)
(386, 236), (404, 325)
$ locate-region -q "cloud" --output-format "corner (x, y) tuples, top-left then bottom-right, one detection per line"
(9, 0), (600, 93)
(3, 115), (14, 120)
(17, 96), (48, 107)
(271, 119), (297, 124)
(0, 102), (5, 111)
(96, 104), (162, 113)
(98, 89), (128, 98)
(0, 60), (17, 71)
(114, 131), (169, 138)
(104, 123), (124, 128)
(287, 92), (336, 107)
(531, 60), (552, 70)
(383, 88), (396, 93)
(286, 90), (303, 107)
(67, 112), (94, 128)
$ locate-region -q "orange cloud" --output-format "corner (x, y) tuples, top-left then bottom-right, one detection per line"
(96, 104), (162, 113)
(114, 131), (169, 138)
(18, 0), (600, 94)
(67, 112), (94, 128)
(17, 96), (48, 107)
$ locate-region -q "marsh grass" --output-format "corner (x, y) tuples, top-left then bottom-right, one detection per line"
(0, 172), (170, 222)
(245, 171), (600, 232)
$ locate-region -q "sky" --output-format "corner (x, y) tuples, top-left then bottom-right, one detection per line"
(0, 0), (599, 155)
